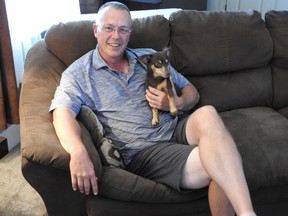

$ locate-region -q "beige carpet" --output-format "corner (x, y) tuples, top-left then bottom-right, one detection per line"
(0, 145), (46, 216)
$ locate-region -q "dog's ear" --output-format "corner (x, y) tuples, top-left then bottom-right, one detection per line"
(163, 47), (171, 58)
(138, 54), (151, 65)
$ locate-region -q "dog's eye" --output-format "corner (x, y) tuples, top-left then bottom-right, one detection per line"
(154, 61), (162, 68)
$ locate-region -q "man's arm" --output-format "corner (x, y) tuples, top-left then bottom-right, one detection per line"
(52, 106), (98, 195)
(146, 83), (200, 112)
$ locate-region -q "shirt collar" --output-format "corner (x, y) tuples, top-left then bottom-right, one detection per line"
(92, 46), (139, 70)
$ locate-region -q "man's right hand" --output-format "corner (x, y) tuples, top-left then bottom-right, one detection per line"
(70, 148), (98, 195)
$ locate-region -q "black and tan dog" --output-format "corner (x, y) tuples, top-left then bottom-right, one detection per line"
(139, 49), (181, 126)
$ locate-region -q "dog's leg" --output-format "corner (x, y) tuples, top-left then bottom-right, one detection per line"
(151, 108), (159, 126)
(167, 95), (177, 116)
(167, 78), (178, 116)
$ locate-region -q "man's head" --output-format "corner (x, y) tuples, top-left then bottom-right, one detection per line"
(93, 2), (132, 62)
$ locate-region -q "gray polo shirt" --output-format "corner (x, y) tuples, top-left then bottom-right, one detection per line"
(50, 47), (190, 164)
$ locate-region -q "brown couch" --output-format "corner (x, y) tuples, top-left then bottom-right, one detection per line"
(20, 9), (288, 216)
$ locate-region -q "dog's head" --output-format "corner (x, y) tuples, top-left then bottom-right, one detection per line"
(139, 48), (171, 78)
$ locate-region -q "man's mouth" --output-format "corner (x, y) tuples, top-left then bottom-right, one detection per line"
(108, 43), (122, 47)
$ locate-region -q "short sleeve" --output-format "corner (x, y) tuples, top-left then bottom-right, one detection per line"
(49, 69), (85, 114)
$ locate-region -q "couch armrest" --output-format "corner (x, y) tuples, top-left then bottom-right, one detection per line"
(20, 40), (102, 179)
(20, 40), (69, 169)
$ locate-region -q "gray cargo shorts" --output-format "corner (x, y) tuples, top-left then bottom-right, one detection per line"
(127, 117), (197, 191)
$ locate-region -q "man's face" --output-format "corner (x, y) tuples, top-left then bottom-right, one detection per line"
(94, 8), (132, 62)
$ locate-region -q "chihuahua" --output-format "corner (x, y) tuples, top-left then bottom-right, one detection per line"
(139, 49), (181, 126)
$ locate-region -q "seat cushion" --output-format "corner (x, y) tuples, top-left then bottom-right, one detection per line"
(98, 166), (207, 203)
(220, 107), (288, 189)
(278, 107), (288, 119)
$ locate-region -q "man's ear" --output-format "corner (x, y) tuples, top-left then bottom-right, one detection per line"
(163, 47), (171, 58)
(93, 23), (98, 38)
(138, 54), (151, 65)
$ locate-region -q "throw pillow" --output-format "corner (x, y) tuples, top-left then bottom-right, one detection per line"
(77, 105), (126, 168)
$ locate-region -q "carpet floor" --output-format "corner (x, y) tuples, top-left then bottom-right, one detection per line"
(0, 145), (46, 216)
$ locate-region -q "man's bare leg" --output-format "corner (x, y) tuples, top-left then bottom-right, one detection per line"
(209, 180), (235, 216)
(181, 105), (256, 216)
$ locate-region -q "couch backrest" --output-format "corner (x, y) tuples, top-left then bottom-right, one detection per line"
(43, 10), (288, 113)
(169, 10), (274, 111)
(45, 20), (96, 68)
(265, 10), (288, 111)
(169, 10), (273, 76)
(45, 15), (170, 67)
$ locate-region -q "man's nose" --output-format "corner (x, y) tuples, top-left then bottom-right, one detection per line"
(111, 29), (120, 38)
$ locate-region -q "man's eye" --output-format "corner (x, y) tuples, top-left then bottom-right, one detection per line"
(106, 26), (113, 31)
(119, 28), (129, 33)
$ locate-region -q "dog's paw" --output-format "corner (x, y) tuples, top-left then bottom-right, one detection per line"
(152, 118), (159, 126)
(170, 108), (178, 117)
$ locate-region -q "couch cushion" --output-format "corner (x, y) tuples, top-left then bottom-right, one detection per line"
(278, 107), (288, 119)
(128, 15), (170, 51)
(77, 106), (126, 168)
(169, 10), (273, 76)
(190, 66), (273, 111)
(168, 10), (274, 111)
(265, 11), (288, 110)
(220, 107), (288, 190)
(265, 10), (288, 69)
(98, 166), (207, 203)
(45, 20), (97, 67)
(272, 66), (288, 109)
(87, 195), (210, 216)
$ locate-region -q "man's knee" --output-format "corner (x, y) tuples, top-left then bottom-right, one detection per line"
(189, 105), (222, 129)
(195, 105), (218, 119)
(185, 105), (225, 144)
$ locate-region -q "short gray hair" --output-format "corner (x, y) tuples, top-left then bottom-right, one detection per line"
(96, 1), (131, 25)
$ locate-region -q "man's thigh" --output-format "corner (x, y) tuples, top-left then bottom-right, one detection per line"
(175, 115), (211, 189)
(127, 142), (195, 191)
(180, 147), (211, 189)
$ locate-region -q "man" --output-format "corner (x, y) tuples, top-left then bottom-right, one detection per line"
(50, 2), (256, 216)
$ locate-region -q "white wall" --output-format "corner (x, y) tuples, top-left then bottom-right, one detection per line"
(208, 0), (288, 16)
(5, 0), (81, 87)
(207, 0), (225, 11)
(4, 0), (81, 152)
